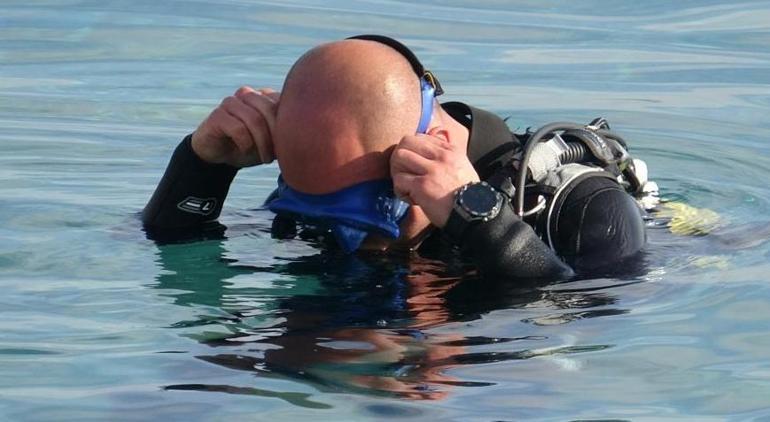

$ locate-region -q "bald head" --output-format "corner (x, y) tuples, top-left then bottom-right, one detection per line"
(273, 39), (423, 194)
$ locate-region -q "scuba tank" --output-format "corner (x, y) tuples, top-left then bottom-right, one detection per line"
(503, 118), (659, 252)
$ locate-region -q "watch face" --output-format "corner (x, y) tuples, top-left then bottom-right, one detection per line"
(461, 183), (500, 216)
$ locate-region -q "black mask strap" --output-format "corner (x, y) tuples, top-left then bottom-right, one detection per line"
(346, 34), (444, 96)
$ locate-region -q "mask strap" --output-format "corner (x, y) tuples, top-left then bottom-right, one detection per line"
(417, 74), (436, 134)
(346, 34), (444, 95)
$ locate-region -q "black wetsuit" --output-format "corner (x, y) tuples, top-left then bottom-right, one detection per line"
(143, 102), (646, 280)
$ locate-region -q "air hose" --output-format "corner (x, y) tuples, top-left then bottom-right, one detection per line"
(515, 122), (632, 216)
(515, 122), (583, 216)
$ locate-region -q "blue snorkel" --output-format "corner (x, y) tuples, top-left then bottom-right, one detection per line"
(269, 35), (443, 253)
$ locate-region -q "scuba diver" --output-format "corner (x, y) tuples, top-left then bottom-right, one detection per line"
(142, 35), (659, 279)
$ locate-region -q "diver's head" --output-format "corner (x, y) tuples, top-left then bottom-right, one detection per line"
(270, 36), (446, 252)
(274, 38), (423, 193)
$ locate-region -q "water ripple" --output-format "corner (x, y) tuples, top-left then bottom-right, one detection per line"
(3, 0), (770, 420)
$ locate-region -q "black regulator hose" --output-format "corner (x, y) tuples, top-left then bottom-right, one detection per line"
(515, 122), (583, 216)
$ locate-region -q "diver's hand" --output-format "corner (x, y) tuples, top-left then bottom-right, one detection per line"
(191, 86), (279, 168)
(391, 128), (480, 228)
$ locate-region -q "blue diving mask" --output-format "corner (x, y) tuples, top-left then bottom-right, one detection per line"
(268, 58), (440, 253)
(268, 176), (411, 253)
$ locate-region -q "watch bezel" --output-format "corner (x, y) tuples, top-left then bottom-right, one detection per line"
(455, 181), (504, 222)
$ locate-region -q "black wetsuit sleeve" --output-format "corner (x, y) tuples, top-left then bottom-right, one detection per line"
(142, 134), (238, 230)
(455, 176), (646, 280)
(456, 200), (574, 280)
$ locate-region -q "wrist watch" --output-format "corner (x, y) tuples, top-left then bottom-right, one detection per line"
(443, 181), (504, 243)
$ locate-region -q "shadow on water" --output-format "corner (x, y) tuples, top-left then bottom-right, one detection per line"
(151, 236), (640, 403)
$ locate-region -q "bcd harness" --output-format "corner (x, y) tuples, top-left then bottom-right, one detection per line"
(478, 115), (660, 252)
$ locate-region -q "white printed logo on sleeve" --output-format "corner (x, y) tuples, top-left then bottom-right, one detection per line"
(177, 197), (218, 215)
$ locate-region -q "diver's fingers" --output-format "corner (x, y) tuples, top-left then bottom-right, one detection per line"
(221, 95), (268, 161)
(397, 134), (451, 161)
(257, 87), (281, 103)
(234, 87), (279, 164)
(393, 171), (453, 226)
(217, 108), (257, 158)
(391, 145), (436, 176)
(392, 172), (418, 204)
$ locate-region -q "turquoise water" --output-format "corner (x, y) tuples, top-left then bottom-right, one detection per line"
(2, 0), (770, 420)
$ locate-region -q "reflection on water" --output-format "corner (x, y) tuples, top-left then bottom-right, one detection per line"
(3, 0), (770, 419)
(152, 238), (626, 401)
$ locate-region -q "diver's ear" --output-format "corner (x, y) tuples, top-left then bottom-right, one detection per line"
(427, 126), (450, 144)
(425, 103), (455, 144)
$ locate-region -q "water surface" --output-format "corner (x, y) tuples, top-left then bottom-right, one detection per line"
(2, 1), (770, 420)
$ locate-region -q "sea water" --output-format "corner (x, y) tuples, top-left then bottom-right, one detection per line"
(2, 1), (770, 420)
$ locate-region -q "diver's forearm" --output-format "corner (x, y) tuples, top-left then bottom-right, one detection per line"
(142, 134), (238, 230)
(458, 203), (574, 280)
